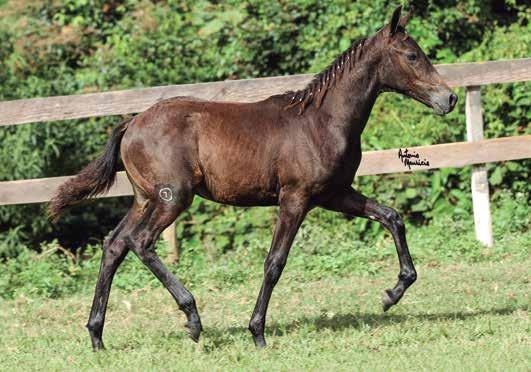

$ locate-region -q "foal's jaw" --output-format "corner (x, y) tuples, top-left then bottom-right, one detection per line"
(403, 85), (458, 116)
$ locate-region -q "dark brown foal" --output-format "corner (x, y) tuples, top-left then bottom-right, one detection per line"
(49, 6), (457, 349)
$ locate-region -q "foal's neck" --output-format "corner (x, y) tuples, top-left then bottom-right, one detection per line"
(319, 38), (382, 137)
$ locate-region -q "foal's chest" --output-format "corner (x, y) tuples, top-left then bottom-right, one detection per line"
(316, 132), (361, 178)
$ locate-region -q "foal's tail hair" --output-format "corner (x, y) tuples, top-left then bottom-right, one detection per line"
(48, 118), (131, 222)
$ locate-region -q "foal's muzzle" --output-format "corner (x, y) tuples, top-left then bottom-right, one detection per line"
(430, 90), (458, 115)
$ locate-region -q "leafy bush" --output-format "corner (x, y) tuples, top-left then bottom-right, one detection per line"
(0, 0), (529, 259)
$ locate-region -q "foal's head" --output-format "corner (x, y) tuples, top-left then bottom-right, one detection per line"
(377, 6), (457, 115)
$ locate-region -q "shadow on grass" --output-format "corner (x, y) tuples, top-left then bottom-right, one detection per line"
(197, 305), (524, 351)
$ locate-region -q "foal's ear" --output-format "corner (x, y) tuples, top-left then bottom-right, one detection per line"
(399, 7), (413, 27)
(389, 5), (402, 36)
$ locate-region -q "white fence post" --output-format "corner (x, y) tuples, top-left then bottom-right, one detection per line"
(465, 86), (493, 247)
(162, 222), (178, 261)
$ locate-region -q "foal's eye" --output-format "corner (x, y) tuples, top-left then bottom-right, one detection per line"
(406, 53), (417, 62)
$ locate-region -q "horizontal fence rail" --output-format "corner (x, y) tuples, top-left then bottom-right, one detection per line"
(1, 136), (529, 206)
(1, 58), (530, 248)
(0, 59), (530, 127)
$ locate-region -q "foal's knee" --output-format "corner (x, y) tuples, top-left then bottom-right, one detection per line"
(382, 207), (405, 232)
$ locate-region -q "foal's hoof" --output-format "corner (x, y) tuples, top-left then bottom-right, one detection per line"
(253, 335), (267, 349)
(91, 342), (106, 352)
(381, 289), (396, 312)
(185, 321), (202, 343)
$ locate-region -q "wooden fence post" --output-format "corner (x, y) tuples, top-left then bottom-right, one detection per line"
(162, 222), (179, 262)
(465, 86), (493, 247)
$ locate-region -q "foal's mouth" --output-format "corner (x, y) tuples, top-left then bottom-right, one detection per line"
(431, 98), (457, 116)
(432, 102), (449, 116)
(410, 90), (457, 116)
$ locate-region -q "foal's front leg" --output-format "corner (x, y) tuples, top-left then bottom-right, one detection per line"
(319, 187), (417, 311)
(248, 191), (309, 347)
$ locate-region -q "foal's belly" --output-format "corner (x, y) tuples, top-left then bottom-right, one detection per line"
(195, 148), (280, 207)
(195, 181), (278, 207)
(195, 159), (279, 206)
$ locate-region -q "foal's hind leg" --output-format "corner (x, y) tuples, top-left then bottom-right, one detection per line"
(319, 187), (417, 312)
(127, 186), (203, 342)
(87, 213), (131, 350)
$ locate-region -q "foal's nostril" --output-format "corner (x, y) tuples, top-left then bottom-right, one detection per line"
(449, 93), (458, 108)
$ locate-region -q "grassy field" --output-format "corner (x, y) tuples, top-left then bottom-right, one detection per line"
(0, 255), (529, 371)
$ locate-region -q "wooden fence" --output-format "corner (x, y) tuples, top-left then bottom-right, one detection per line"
(1, 58), (530, 250)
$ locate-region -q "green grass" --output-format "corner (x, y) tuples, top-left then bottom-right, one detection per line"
(1, 257), (529, 371)
(0, 196), (529, 370)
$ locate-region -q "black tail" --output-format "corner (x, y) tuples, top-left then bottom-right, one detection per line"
(48, 119), (131, 222)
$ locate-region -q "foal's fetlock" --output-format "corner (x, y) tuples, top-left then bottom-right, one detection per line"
(382, 271), (417, 311)
(88, 332), (106, 351)
(400, 270), (417, 286)
(248, 322), (267, 348)
(249, 327), (267, 348)
(87, 322), (106, 351)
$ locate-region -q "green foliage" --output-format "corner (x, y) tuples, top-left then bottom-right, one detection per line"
(0, 193), (528, 300)
(0, 242), (80, 298)
(0, 1), (529, 259)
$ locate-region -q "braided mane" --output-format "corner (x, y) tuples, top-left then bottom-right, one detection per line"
(283, 38), (367, 114)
